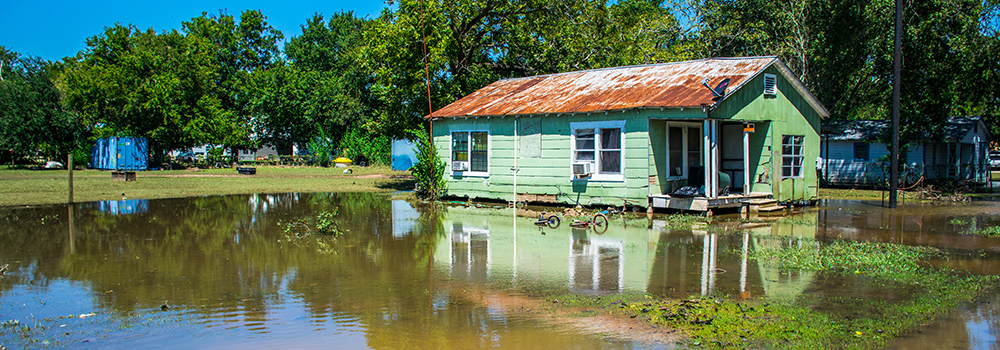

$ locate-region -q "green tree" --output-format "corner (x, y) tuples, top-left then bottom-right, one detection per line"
(182, 10), (284, 153)
(696, 0), (998, 143)
(362, 0), (686, 138)
(59, 24), (223, 163)
(0, 48), (87, 165)
(249, 12), (375, 152)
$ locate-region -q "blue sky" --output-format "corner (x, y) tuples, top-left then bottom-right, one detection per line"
(0, 0), (390, 61)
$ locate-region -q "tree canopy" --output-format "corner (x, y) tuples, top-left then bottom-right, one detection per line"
(1, 0), (997, 166)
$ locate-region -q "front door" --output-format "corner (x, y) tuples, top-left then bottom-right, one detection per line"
(666, 122), (703, 187)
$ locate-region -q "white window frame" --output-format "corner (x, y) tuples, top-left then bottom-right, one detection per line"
(782, 135), (805, 179)
(450, 129), (490, 177)
(665, 122), (703, 180)
(570, 120), (625, 182)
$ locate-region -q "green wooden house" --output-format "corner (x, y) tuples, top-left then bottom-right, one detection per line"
(427, 57), (828, 212)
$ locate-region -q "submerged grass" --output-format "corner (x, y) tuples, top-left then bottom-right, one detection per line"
(751, 239), (934, 278)
(819, 188), (883, 200)
(582, 237), (1000, 349)
(964, 226), (1000, 236)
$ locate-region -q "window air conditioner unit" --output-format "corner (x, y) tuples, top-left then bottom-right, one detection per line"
(572, 162), (593, 176)
(452, 161), (469, 171)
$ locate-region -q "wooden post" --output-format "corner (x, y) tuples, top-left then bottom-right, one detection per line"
(67, 153), (74, 203)
(703, 120), (711, 196)
(744, 125), (751, 196)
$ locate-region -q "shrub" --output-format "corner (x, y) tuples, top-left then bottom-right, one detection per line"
(409, 127), (446, 200)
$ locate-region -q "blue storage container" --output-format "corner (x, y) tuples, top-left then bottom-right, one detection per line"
(391, 139), (418, 171)
(97, 199), (149, 215)
(90, 137), (148, 170)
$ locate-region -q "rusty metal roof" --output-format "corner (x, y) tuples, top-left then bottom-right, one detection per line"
(428, 56), (827, 119)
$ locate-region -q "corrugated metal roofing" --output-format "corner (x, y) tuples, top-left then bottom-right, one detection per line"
(823, 116), (990, 142)
(943, 116), (986, 141)
(428, 56), (812, 119)
(821, 120), (888, 141)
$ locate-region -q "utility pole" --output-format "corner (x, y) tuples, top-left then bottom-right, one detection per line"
(419, 0), (436, 197)
(889, 0), (902, 208)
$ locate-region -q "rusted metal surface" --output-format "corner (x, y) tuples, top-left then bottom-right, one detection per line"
(428, 57), (777, 119)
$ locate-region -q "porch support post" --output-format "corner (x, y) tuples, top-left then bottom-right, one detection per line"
(744, 128), (750, 196)
(955, 143), (960, 179)
(703, 120), (711, 197)
(711, 120), (719, 197)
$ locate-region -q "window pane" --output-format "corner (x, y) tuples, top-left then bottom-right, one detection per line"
(576, 129), (595, 150)
(471, 150), (488, 172)
(452, 132), (468, 162)
(669, 127), (683, 176)
(600, 128), (620, 150)
(687, 126), (701, 168)
(854, 143), (869, 160)
(601, 151), (620, 173)
(471, 132), (488, 151)
(781, 134), (804, 178)
(576, 151), (595, 161)
(471, 132), (488, 172)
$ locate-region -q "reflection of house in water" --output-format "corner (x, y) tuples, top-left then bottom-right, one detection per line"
(569, 228), (623, 293)
(449, 222), (491, 281)
(428, 205), (822, 299)
(391, 200), (419, 239)
(742, 214), (819, 300)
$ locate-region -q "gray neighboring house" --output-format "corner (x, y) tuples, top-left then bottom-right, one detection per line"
(820, 116), (993, 187)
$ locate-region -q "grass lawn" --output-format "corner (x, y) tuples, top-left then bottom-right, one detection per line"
(0, 166), (414, 207)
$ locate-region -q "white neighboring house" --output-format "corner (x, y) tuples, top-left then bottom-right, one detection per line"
(171, 144), (306, 162)
(820, 116), (993, 187)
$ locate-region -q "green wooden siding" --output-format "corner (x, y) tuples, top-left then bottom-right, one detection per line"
(711, 66), (821, 202)
(434, 114), (652, 206)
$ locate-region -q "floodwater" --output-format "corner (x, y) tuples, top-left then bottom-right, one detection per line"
(0, 194), (998, 349)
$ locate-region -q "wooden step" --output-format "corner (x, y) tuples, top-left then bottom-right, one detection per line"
(746, 198), (777, 206)
(758, 205), (787, 212)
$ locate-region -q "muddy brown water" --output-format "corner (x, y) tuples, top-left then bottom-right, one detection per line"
(0, 194), (998, 349)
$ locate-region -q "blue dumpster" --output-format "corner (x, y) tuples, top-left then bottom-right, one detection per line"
(91, 137), (148, 171)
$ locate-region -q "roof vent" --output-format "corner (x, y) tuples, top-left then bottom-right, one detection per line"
(763, 73), (777, 96)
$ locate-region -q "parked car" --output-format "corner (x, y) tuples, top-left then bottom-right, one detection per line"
(44, 160), (64, 169)
(990, 152), (1000, 170)
(176, 152), (196, 162)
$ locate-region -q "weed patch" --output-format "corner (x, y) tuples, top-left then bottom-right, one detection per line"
(608, 238), (1000, 349)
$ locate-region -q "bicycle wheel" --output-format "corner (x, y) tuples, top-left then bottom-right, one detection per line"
(546, 215), (561, 228)
(592, 213), (609, 234)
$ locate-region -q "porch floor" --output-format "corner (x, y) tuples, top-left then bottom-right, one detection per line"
(649, 192), (772, 212)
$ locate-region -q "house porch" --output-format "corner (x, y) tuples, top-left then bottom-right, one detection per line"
(649, 192), (773, 212)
